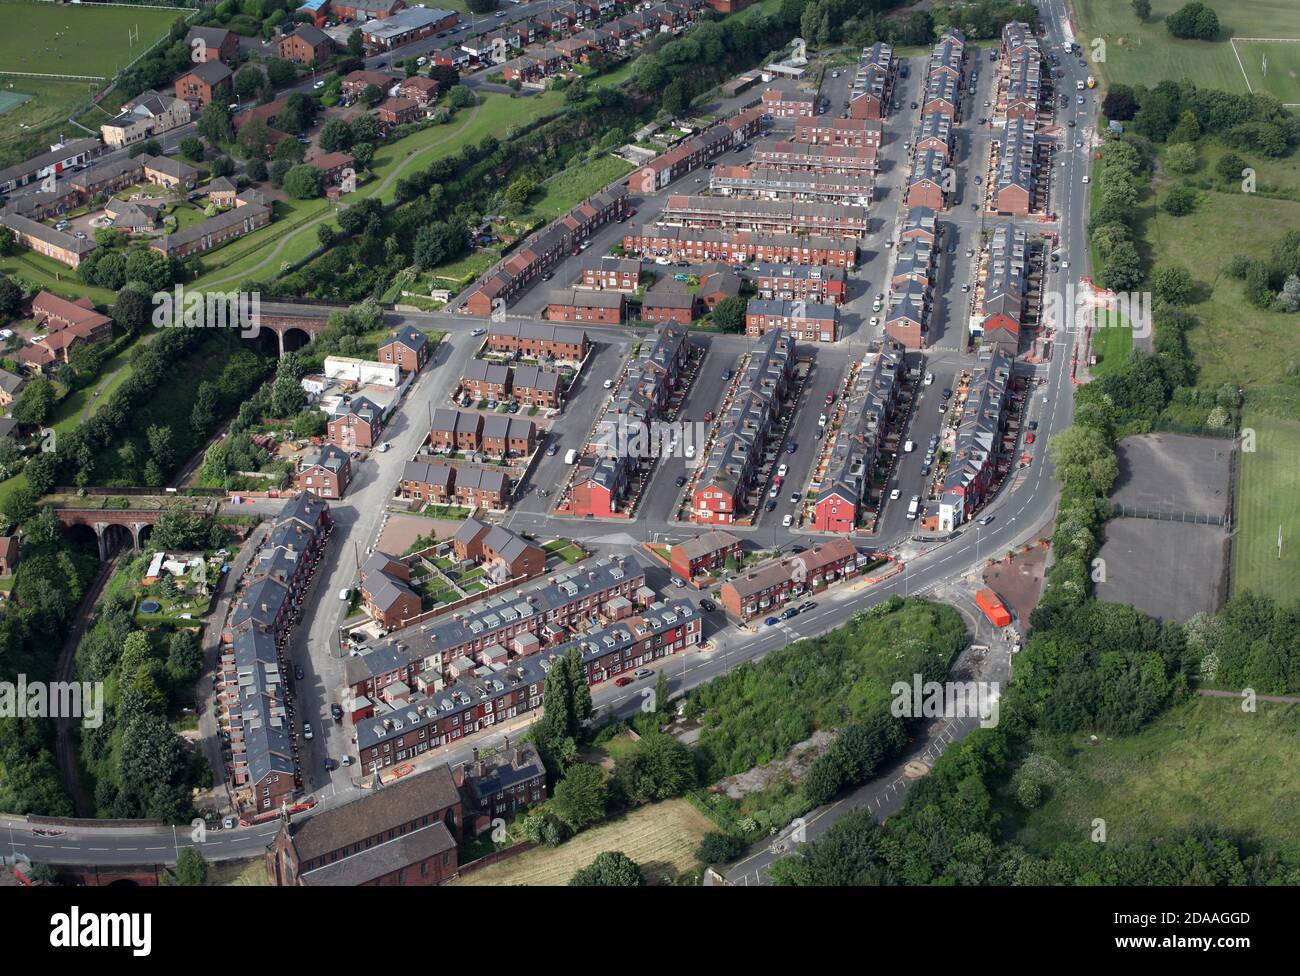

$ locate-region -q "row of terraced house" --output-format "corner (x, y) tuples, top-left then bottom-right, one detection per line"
(219, 493), (333, 815)
(567, 323), (692, 517)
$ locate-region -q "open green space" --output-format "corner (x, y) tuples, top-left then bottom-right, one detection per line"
(1008, 697), (1300, 853)
(0, 76), (100, 169)
(1233, 411), (1300, 601)
(0, 1), (182, 76)
(1147, 183), (1300, 394)
(0, 249), (117, 306)
(1088, 321), (1132, 377)
(1234, 39), (1300, 106)
(531, 154), (634, 220)
(1075, 0), (1300, 97)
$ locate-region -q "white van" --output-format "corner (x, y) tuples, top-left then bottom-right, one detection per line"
(564, 448), (577, 465)
(904, 440), (915, 453)
(907, 496), (920, 519)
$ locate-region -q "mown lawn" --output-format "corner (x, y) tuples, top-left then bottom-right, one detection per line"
(1234, 412), (1300, 601)
(1008, 697), (1300, 853)
(531, 154), (634, 220)
(1075, 0), (1300, 96)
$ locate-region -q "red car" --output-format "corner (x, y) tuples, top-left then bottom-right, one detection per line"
(1025, 431), (1036, 444)
(824, 393), (834, 405)
(615, 676), (634, 687)
(703, 410), (713, 422)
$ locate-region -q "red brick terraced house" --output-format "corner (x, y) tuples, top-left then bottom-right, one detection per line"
(906, 148), (948, 211)
(641, 280), (699, 325)
(748, 140), (879, 177)
(634, 105), (765, 191)
(479, 415), (537, 460)
(266, 763), (462, 887)
(691, 329), (795, 524)
(546, 289), (626, 324)
(792, 117), (884, 149)
(294, 443), (352, 499)
(761, 87), (816, 118)
(459, 359), (511, 402)
(481, 322), (590, 363)
(720, 537), (860, 620)
(745, 298), (839, 343)
(510, 365), (563, 410)
(748, 263), (847, 305)
(660, 195), (869, 237)
(670, 529), (743, 582)
(428, 409), (482, 454)
(580, 256), (641, 291)
(327, 395), (384, 450)
(378, 325), (431, 374)
(812, 343), (905, 532)
(624, 225), (858, 268)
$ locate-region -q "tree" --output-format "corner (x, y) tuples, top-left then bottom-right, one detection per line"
(1277, 274), (1300, 313)
(167, 629), (202, 683)
(503, 175), (537, 213)
(245, 158), (267, 182)
(347, 29), (363, 56)
(1101, 239), (1143, 291)
(197, 101), (234, 146)
(23, 452), (58, 496)
(173, 845), (208, 885)
(0, 274), (24, 319)
(13, 375), (55, 426)
(282, 164), (324, 199)
(1049, 424), (1119, 495)
(614, 732), (694, 804)
(128, 138), (162, 159)
(361, 83), (383, 109)
(711, 295), (746, 333)
(1161, 183), (1198, 216)
(266, 59), (297, 90)
(234, 64), (266, 101)
(1215, 151), (1247, 183)
(211, 155), (235, 179)
(661, 77), (689, 117)
(1163, 143), (1198, 174)
(319, 118), (353, 152)
(1102, 84), (1138, 122)
(1166, 2), (1219, 40)
(191, 381), (219, 433)
(569, 850), (643, 886)
(697, 832), (745, 864)
(448, 85), (476, 108)
(1168, 109), (1201, 144)
(238, 117), (273, 160)
(111, 286), (152, 335)
(551, 763), (607, 831)
(146, 424), (176, 471)
(178, 136), (205, 163)
(1131, 0), (1151, 20)
(1152, 265), (1194, 305)
(466, 0), (499, 13)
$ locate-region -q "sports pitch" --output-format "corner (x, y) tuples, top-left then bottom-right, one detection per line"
(1076, 0), (1300, 103)
(0, 0), (183, 79)
(1232, 39), (1300, 106)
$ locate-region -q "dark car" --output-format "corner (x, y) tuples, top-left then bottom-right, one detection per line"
(330, 703), (344, 722)
(1028, 420), (1039, 430)
(765, 616), (780, 626)
(675, 475), (687, 487)
(786, 442), (797, 454)
(942, 388), (952, 399)
(294, 665), (305, 681)
(766, 500), (777, 512)
(700, 598), (717, 613)
(780, 606), (799, 620)
(324, 758), (339, 772)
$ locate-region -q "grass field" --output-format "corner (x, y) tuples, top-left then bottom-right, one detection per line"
(1075, 0), (1300, 98)
(1009, 697), (1300, 853)
(1147, 175), (1300, 393)
(1233, 39), (1300, 105)
(532, 154), (634, 220)
(1233, 412), (1300, 600)
(0, 76), (100, 169)
(452, 798), (715, 886)
(0, 0), (182, 78)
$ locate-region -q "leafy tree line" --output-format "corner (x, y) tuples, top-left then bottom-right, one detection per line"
(0, 514), (99, 815)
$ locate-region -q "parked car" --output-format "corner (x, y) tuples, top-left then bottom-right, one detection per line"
(782, 514), (793, 527)
(765, 616), (780, 626)
(330, 703), (343, 722)
(978, 515), (994, 525)
(294, 665), (305, 681)
(634, 668), (653, 679)
(302, 723), (313, 741)
(798, 602), (816, 613)
(889, 488), (901, 500)
(675, 475), (687, 487)
(786, 442), (797, 454)
(780, 607), (799, 620)
(699, 599), (717, 613)
(615, 675), (634, 686)
(324, 758), (339, 772)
